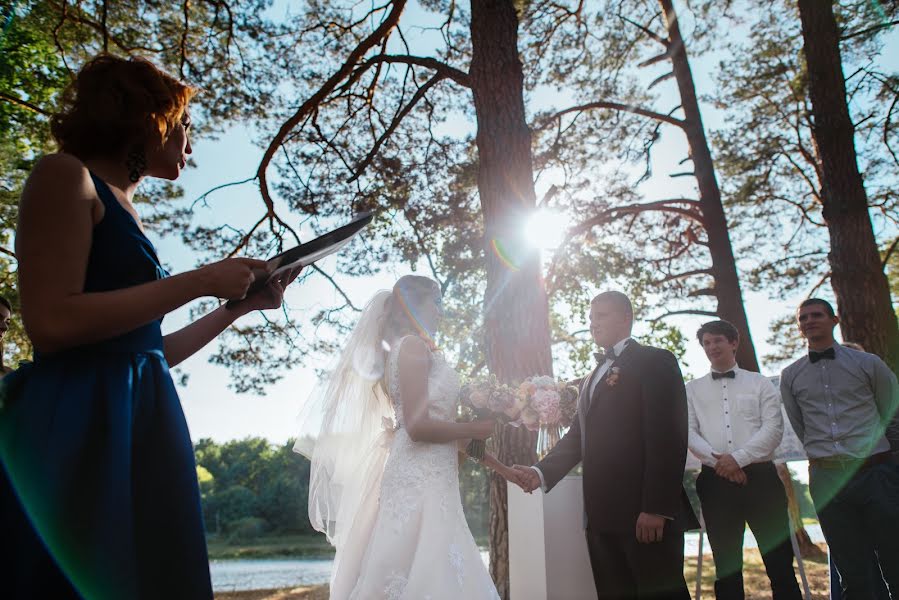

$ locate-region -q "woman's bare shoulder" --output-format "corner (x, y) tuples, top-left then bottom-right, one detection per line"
(21, 153), (94, 205)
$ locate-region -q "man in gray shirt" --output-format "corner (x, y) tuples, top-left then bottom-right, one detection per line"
(780, 298), (899, 598)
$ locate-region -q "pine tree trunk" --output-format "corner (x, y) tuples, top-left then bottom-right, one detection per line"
(470, 1), (552, 597)
(659, 0), (760, 372)
(797, 0), (899, 370)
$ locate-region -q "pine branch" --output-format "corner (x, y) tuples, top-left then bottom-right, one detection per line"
(0, 91), (51, 116)
(840, 19), (899, 42)
(347, 72), (445, 183)
(649, 309), (717, 322)
(617, 13), (668, 46)
(256, 0), (408, 222)
(542, 101), (686, 130)
(650, 267), (713, 285)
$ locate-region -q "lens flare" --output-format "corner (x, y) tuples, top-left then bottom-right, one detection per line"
(524, 209), (568, 251)
(490, 238), (522, 272)
(394, 287), (438, 350)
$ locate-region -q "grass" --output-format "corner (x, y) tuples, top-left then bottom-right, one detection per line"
(684, 544), (831, 600)
(206, 533), (335, 560)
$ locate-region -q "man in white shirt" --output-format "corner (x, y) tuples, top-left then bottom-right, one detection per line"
(687, 320), (801, 600)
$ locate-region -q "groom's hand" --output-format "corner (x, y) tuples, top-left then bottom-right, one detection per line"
(511, 465), (541, 493)
(635, 512), (665, 544)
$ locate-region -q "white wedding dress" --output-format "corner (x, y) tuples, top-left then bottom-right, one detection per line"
(347, 336), (500, 599)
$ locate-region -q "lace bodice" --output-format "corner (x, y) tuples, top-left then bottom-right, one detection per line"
(386, 336), (460, 427)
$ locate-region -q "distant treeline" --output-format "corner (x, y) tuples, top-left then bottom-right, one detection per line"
(193, 438), (814, 544)
(193, 437), (491, 543)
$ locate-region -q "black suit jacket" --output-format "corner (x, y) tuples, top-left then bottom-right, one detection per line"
(536, 341), (699, 533)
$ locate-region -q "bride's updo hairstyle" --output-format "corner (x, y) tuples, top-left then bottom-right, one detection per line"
(380, 275), (440, 349)
(50, 54), (197, 161)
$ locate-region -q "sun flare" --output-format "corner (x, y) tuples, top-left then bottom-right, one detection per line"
(524, 208), (569, 251)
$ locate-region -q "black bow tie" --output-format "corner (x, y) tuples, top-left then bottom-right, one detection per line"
(711, 370), (736, 380)
(594, 349), (618, 365)
(809, 348), (836, 363)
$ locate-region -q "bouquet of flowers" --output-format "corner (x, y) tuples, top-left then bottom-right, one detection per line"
(458, 375), (579, 460)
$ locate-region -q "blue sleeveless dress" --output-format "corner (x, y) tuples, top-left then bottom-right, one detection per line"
(0, 174), (212, 599)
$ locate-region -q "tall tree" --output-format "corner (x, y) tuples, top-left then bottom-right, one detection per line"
(469, 3), (550, 590)
(712, 1), (899, 367)
(797, 0), (899, 368)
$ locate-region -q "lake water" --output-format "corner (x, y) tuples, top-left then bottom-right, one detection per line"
(210, 526), (825, 592)
(210, 551), (490, 593)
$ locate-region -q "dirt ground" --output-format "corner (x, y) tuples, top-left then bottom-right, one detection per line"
(215, 585), (329, 600)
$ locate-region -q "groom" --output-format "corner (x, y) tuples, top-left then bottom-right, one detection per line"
(513, 291), (698, 599)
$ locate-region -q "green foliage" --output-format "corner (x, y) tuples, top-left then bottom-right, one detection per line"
(683, 470), (700, 518)
(227, 516), (269, 543)
(194, 437), (310, 535)
(459, 455), (490, 541)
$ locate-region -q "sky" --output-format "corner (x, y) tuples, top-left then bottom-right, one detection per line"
(141, 4), (899, 446)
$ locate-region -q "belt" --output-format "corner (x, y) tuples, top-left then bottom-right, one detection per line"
(809, 451), (891, 471)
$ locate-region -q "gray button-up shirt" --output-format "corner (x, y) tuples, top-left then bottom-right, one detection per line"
(780, 343), (898, 459)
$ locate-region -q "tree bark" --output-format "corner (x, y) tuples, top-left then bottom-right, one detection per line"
(659, 0), (760, 372)
(470, 1), (552, 597)
(797, 0), (899, 370)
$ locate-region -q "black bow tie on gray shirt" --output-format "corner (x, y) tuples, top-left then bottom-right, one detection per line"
(593, 349), (618, 365)
(809, 347), (836, 363)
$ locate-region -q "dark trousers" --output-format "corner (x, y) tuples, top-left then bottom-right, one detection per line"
(828, 556), (890, 600)
(809, 462), (899, 600)
(585, 521), (691, 600)
(696, 462), (802, 600)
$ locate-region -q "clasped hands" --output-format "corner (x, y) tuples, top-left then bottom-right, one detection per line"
(712, 452), (747, 485)
(508, 464), (541, 493)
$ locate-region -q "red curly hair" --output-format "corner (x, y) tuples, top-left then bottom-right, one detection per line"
(51, 54), (197, 159)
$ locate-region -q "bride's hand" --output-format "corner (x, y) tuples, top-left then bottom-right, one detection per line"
(497, 464), (519, 483)
(469, 419), (495, 440)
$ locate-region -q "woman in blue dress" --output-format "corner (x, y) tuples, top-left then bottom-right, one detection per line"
(0, 55), (298, 599)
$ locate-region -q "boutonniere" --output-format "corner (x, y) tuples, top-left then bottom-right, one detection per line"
(605, 366), (621, 387)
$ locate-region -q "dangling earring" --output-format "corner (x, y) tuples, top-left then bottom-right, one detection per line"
(125, 147), (147, 183)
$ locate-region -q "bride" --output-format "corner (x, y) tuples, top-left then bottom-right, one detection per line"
(295, 275), (517, 599)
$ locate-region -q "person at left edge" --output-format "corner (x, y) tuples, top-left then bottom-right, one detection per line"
(0, 54), (301, 600)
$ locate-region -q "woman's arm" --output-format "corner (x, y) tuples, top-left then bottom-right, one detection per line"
(16, 155), (266, 353)
(399, 336), (494, 444)
(456, 441), (516, 481)
(163, 272), (298, 367)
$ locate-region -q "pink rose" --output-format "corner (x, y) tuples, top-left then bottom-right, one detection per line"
(532, 389), (562, 425)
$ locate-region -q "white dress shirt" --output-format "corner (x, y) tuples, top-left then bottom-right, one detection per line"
(686, 366), (784, 469)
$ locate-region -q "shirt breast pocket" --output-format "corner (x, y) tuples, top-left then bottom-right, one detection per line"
(734, 393), (761, 424)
